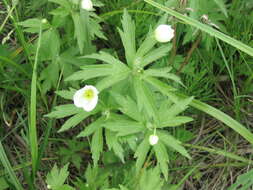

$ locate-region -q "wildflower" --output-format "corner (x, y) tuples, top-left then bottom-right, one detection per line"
(73, 85), (99, 112)
(154, 24), (174, 43)
(81, 0), (93, 11)
(47, 185), (51, 189)
(41, 19), (47, 24)
(149, 134), (159, 145)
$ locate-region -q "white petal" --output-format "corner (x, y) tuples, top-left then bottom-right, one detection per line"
(155, 24), (174, 43)
(82, 95), (98, 112)
(81, 0), (93, 11)
(73, 88), (86, 108)
(149, 134), (159, 145)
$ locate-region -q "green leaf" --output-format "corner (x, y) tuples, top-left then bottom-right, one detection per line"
(45, 104), (82, 119)
(83, 51), (127, 69)
(228, 169), (253, 190)
(160, 116), (193, 128)
(111, 92), (142, 121)
(55, 88), (76, 100)
(158, 131), (191, 159)
(165, 97), (193, 118)
(39, 29), (60, 60)
(118, 9), (136, 65)
(48, 0), (71, 10)
(91, 128), (103, 166)
(143, 76), (177, 95)
(140, 44), (172, 68)
(144, 67), (183, 85)
(72, 12), (86, 54)
(154, 142), (169, 180)
(134, 136), (150, 172)
(55, 185), (75, 190)
(0, 177), (9, 190)
(77, 117), (105, 137)
(46, 163), (69, 189)
(58, 112), (91, 132)
(0, 142), (23, 190)
(96, 70), (130, 92)
(139, 167), (164, 190)
(105, 130), (124, 162)
(104, 119), (145, 136)
(65, 64), (113, 81)
(18, 18), (50, 33)
(135, 27), (157, 58)
(213, 0), (228, 17)
(133, 77), (158, 121)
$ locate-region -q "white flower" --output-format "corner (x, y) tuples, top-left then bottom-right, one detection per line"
(41, 19), (47, 24)
(149, 134), (159, 145)
(81, 0), (93, 11)
(154, 24), (174, 43)
(47, 185), (51, 189)
(73, 85), (99, 112)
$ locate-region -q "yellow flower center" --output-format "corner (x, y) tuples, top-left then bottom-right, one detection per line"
(83, 89), (94, 100)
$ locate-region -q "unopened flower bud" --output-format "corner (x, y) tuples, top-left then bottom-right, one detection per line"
(149, 134), (159, 145)
(81, 0), (93, 11)
(154, 24), (174, 43)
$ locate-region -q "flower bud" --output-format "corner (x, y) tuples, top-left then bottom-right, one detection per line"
(41, 19), (47, 24)
(149, 134), (159, 145)
(81, 0), (93, 11)
(154, 24), (174, 43)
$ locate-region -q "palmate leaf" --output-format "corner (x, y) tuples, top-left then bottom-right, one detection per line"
(55, 88), (76, 100)
(144, 67), (183, 85)
(111, 93), (142, 122)
(158, 130), (191, 159)
(133, 77), (158, 122)
(45, 104), (82, 119)
(58, 111), (92, 132)
(82, 51), (127, 69)
(140, 44), (172, 68)
(46, 164), (69, 189)
(154, 142), (169, 180)
(91, 128), (103, 166)
(77, 116), (105, 137)
(105, 129), (125, 162)
(134, 136), (150, 172)
(96, 70), (130, 92)
(65, 64), (113, 81)
(135, 27), (157, 58)
(104, 118), (145, 136)
(118, 9), (136, 65)
(159, 116), (193, 128)
(138, 167), (164, 190)
(164, 96), (194, 118)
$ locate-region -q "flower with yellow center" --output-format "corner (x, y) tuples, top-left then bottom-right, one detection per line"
(73, 85), (99, 112)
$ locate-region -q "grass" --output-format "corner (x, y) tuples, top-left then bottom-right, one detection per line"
(0, 0), (253, 189)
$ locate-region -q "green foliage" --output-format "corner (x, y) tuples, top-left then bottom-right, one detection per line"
(46, 164), (74, 190)
(1, 0), (253, 189)
(57, 140), (88, 169)
(228, 169), (253, 190)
